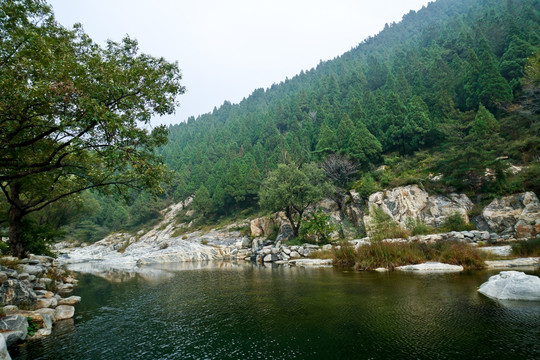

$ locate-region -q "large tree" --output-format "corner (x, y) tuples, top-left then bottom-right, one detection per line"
(259, 163), (330, 238)
(0, 0), (184, 257)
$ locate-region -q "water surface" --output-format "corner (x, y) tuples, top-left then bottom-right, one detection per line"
(12, 263), (540, 359)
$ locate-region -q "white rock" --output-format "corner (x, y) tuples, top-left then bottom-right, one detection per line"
(0, 334), (10, 360)
(396, 262), (463, 272)
(289, 251), (301, 259)
(485, 257), (539, 268)
(478, 271), (540, 300)
(57, 296), (81, 306)
(288, 259), (333, 267)
(478, 246), (512, 257)
(54, 305), (75, 321)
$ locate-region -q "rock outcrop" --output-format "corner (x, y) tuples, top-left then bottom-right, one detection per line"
(474, 192), (540, 238)
(478, 271), (540, 300)
(365, 185), (473, 229)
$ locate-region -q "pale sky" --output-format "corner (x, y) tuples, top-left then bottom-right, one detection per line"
(48, 0), (431, 126)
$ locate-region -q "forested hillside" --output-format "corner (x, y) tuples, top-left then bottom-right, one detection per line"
(18, 0), (539, 244)
(161, 0), (539, 209)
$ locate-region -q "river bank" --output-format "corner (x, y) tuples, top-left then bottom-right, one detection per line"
(0, 255), (80, 359)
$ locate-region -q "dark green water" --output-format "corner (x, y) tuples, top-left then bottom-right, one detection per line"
(11, 263), (540, 360)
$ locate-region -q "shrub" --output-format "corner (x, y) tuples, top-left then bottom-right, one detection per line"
(332, 240), (356, 267)
(511, 238), (540, 257)
(299, 209), (336, 244)
(353, 241), (425, 270)
(435, 241), (486, 270)
(368, 206), (408, 241)
(332, 240), (487, 271)
(405, 217), (433, 236)
(439, 212), (475, 232)
(353, 174), (380, 199)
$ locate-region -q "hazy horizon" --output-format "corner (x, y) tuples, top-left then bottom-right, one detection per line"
(48, 0), (431, 126)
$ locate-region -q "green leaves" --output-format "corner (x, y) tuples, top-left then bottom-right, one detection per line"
(0, 0), (184, 256)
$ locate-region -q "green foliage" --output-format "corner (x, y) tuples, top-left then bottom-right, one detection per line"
(193, 185), (213, 217)
(259, 163), (330, 237)
(405, 217), (433, 236)
(299, 209), (336, 244)
(511, 238), (540, 257)
(0, 0), (184, 257)
(439, 213), (475, 232)
(367, 206), (408, 242)
(35, 0), (540, 242)
(20, 219), (61, 257)
(27, 317), (39, 337)
(352, 175), (380, 200)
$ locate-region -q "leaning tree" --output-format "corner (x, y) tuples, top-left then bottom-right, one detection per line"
(0, 0), (185, 257)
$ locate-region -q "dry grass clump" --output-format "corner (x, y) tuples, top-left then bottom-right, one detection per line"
(333, 240), (487, 271)
(511, 238), (540, 257)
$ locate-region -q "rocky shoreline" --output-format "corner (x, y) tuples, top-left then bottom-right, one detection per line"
(0, 255), (80, 359)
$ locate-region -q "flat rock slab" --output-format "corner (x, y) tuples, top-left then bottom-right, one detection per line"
(485, 257), (539, 268)
(478, 245), (512, 257)
(396, 262), (464, 272)
(478, 271), (540, 301)
(288, 259), (333, 267)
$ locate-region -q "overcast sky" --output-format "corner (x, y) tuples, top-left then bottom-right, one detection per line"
(48, 0), (431, 126)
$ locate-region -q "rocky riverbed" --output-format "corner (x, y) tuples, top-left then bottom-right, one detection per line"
(0, 255), (80, 359)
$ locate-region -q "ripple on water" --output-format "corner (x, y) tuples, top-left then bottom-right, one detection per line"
(10, 266), (540, 360)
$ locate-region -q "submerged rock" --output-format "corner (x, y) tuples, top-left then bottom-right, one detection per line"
(288, 259), (333, 267)
(395, 262), (463, 272)
(478, 271), (540, 301)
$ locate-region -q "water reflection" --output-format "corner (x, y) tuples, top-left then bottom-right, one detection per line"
(13, 264), (540, 360)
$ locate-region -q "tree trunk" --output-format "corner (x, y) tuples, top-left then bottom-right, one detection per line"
(7, 183), (26, 258)
(8, 205), (25, 258)
(285, 206), (299, 238)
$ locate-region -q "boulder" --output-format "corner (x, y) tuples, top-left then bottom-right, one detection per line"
(18, 264), (45, 276)
(0, 279), (37, 307)
(36, 297), (56, 309)
(0, 335), (10, 360)
(54, 305), (75, 321)
(479, 192), (540, 237)
(2, 330), (25, 348)
(36, 308), (56, 322)
(0, 315), (28, 345)
(250, 216), (276, 237)
(365, 185), (473, 229)
(14, 311), (44, 327)
(2, 306), (18, 316)
(57, 296), (81, 306)
(478, 271), (540, 300)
